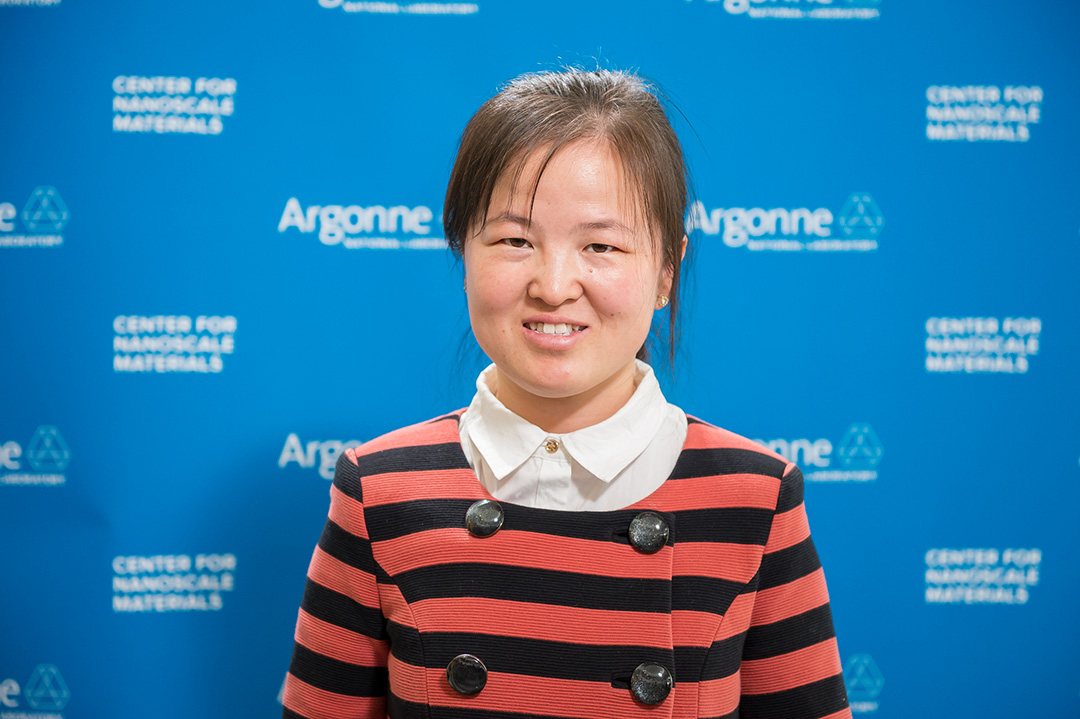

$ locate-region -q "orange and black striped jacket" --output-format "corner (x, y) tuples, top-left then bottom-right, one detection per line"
(283, 412), (851, 719)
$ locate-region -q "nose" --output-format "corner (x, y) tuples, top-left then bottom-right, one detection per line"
(527, 246), (584, 306)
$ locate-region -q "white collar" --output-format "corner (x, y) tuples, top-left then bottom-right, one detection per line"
(461, 360), (671, 483)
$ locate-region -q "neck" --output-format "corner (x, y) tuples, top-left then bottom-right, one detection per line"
(492, 363), (638, 434)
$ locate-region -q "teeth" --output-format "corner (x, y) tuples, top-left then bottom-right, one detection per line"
(526, 322), (583, 335)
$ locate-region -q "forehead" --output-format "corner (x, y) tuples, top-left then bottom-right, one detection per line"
(484, 139), (643, 223)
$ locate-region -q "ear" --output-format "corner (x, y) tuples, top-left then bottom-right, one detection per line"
(658, 235), (688, 296)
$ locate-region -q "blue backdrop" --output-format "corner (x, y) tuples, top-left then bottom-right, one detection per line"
(2, 1), (1078, 717)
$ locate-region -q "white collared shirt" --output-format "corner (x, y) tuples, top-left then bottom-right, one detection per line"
(458, 360), (688, 511)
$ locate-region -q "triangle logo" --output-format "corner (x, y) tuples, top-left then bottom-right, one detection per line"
(25, 664), (70, 711)
(837, 423), (884, 469)
(27, 426), (71, 472)
(844, 654), (885, 701)
(838, 192), (884, 239)
(22, 186), (69, 233)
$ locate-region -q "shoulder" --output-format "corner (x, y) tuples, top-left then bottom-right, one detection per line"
(681, 415), (797, 482)
(350, 410), (464, 459)
(333, 410), (467, 499)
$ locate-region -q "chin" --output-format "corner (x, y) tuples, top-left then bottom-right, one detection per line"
(521, 381), (588, 401)
(512, 372), (582, 399)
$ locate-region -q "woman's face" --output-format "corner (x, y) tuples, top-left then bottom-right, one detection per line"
(463, 139), (673, 427)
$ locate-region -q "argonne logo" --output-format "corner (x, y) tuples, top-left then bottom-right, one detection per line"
(316, 0), (479, 14)
(0, 186), (68, 248)
(703, 0), (881, 20)
(279, 433), (362, 479)
(278, 197), (446, 250)
(754, 423), (883, 482)
(688, 192), (883, 252)
(0, 425), (70, 486)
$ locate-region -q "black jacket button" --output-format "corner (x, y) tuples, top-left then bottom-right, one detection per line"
(628, 512), (669, 553)
(446, 654), (487, 695)
(631, 662), (673, 704)
(466, 499), (504, 537)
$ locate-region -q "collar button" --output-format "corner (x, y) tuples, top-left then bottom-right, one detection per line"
(544, 439), (559, 453)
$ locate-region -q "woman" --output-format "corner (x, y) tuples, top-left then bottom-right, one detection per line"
(283, 68), (851, 719)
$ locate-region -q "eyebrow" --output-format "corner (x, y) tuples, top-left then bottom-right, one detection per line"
(486, 212), (532, 227)
(486, 212), (633, 234)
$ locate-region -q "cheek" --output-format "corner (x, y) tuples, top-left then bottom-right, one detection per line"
(466, 265), (520, 337)
(471, 272), (514, 312)
(591, 267), (660, 319)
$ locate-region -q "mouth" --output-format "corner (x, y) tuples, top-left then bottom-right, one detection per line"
(524, 322), (587, 336)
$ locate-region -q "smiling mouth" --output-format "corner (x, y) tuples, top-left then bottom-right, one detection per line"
(524, 322), (586, 336)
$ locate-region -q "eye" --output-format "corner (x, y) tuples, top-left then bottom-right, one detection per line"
(586, 243), (618, 253)
(500, 237), (531, 248)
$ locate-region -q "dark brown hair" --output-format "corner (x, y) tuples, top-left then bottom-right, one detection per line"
(444, 68), (690, 362)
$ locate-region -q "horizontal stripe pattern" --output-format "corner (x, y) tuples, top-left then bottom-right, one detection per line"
(374, 527), (675, 578)
(284, 413), (850, 719)
(385, 625), (676, 682)
(295, 608), (389, 667)
(392, 562), (675, 611)
(283, 674), (385, 719)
